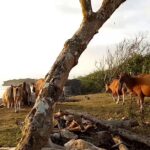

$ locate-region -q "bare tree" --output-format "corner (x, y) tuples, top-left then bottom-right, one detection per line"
(16, 0), (126, 149)
(97, 33), (150, 83)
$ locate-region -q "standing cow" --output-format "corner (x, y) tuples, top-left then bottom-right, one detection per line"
(13, 85), (23, 112)
(105, 79), (127, 104)
(119, 73), (150, 112)
(31, 79), (65, 101)
(31, 79), (45, 98)
(2, 85), (14, 108)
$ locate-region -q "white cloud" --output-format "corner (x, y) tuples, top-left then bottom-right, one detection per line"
(0, 0), (150, 83)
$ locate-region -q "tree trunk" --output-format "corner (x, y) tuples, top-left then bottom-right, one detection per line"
(16, 0), (126, 149)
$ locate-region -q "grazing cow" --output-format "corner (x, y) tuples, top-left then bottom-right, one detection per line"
(119, 73), (150, 112)
(105, 79), (127, 104)
(13, 85), (23, 112)
(2, 85), (14, 108)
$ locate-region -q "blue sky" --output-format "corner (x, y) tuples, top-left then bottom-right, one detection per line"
(0, 0), (149, 84)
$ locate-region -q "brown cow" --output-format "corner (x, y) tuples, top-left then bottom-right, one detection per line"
(119, 73), (150, 112)
(31, 79), (65, 101)
(105, 79), (127, 104)
(31, 79), (45, 98)
(2, 85), (14, 108)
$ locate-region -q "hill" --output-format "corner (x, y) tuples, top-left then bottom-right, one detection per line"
(2, 78), (36, 86)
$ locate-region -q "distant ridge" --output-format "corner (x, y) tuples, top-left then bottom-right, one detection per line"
(3, 78), (36, 86)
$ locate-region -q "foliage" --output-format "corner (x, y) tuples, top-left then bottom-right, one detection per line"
(78, 71), (106, 94)
(77, 34), (150, 94)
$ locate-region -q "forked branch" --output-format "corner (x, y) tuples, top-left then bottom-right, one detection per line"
(80, 0), (93, 20)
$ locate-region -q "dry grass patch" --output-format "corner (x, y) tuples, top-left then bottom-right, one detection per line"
(0, 107), (31, 147)
(0, 93), (149, 147)
(56, 93), (150, 135)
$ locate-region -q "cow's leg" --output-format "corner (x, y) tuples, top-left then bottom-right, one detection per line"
(7, 101), (10, 109)
(112, 94), (116, 102)
(122, 93), (125, 105)
(139, 96), (144, 113)
(15, 102), (17, 113)
(18, 101), (20, 112)
(116, 95), (120, 104)
(136, 97), (140, 106)
(10, 100), (14, 108)
(18, 101), (21, 112)
(27, 95), (29, 106)
(130, 93), (132, 100)
(17, 102), (19, 112)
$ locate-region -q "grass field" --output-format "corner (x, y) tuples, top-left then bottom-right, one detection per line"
(0, 93), (150, 147)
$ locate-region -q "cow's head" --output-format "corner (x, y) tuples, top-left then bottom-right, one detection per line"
(105, 83), (111, 93)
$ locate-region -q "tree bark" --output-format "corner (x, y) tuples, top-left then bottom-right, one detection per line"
(16, 0), (126, 149)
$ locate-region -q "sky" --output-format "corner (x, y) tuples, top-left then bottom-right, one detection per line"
(0, 0), (150, 84)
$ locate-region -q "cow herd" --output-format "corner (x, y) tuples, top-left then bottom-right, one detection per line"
(105, 73), (150, 113)
(1, 73), (150, 113)
(2, 82), (35, 112)
(1, 78), (49, 113)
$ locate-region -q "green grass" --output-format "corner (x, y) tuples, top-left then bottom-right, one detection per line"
(0, 93), (150, 147)
(0, 107), (31, 147)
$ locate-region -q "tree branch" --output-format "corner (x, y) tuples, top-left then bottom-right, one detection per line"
(97, 0), (126, 21)
(80, 0), (93, 20)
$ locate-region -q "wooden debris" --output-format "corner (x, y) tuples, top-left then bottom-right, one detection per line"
(63, 110), (150, 148)
(113, 136), (129, 150)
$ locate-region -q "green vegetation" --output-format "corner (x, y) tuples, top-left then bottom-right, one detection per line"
(78, 53), (150, 94)
(77, 35), (150, 94)
(0, 107), (31, 147)
(0, 93), (149, 147)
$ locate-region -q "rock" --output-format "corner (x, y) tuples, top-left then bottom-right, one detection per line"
(51, 132), (61, 140)
(64, 139), (106, 150)
(51, 132), (66, 146)
(51, 129), (78, 146)
(93, 131), (115, 149)
(0, 148), (16, 150)
(60, 129), (78, 139)
(42, 148), (64, 150)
